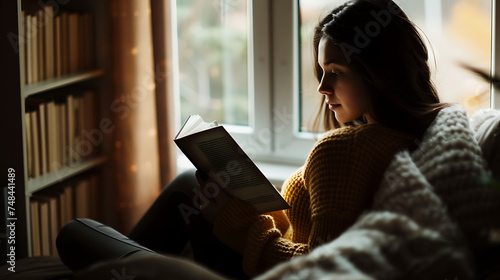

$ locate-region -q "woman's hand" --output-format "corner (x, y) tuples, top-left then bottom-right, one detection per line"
(195, 170), (231, 224)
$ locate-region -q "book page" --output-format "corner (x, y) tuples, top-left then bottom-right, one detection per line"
(196, 136), (267, 190)
(175, 125), (290, 213)
(175, 115), (218, 139)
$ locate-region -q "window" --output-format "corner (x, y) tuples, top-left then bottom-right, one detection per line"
(401, 0), (493, 114)
(172, 0), (499, 179)
(174, 0), (250, 127)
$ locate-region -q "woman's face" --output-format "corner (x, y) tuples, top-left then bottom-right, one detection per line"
(317, 36), (374, 124)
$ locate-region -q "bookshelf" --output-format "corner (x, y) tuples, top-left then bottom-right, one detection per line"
(1, 0), (113, 261)
(26, 156), (107, 194)
(23, 69), (105, 98)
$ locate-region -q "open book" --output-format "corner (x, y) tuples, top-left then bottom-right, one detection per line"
(174, 115), (290, 213)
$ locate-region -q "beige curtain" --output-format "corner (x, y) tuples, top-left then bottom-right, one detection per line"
(150, 0), (178, 189)
(110, 0), (176, 234)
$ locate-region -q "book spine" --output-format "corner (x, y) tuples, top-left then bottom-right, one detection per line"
(68, 13), (79, 74)
(66, 95), (75, 164)
(25, 112), (33, 178)
(21, 11), (28, 85)
(76, 94), (85, 158)
(61, 12), (69, 76)
(30, 200), (41, 256)
(58, 102), (67, 166)
(55, 15), (62, 77)
(44, 6), (55, 80)
(25, 14), (32, 84)
(63, 185), (73, 225)
(37, 10), (45, 81)
(46, 101), (58, 172)
(38, 103), (48, 175)
(78, 14), (85, 72)
(89, 174), (99, 220)
(58, 191), (65, 232)
(39, 201), (50, 256)
(74, 179), (89, 218)
(30, 111), (41, 178)
(31, 15), (38, 83)
(85, 13), (94, 70)
(49, 197), (59, 256)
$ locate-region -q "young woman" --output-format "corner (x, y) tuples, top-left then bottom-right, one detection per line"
(189, 0), (450, 277)
(57, 0), (453, 279)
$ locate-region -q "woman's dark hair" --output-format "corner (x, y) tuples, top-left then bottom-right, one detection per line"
(312, 0), (449, 138)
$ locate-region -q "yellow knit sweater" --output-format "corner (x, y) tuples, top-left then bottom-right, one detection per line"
(213, 124), (412, 276)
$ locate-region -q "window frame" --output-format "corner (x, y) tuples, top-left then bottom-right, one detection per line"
(230, 0), (316, 166)
(493, 0), (500, 108)
(268, 0), (317, 164)
(228, 0), (274, 159)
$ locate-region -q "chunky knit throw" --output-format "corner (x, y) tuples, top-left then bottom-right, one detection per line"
(470, 108), (500, 180)
(255, 105), (500, 280)
(213, 123), (412, 276)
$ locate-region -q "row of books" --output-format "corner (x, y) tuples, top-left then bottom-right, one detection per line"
(22, 5), (94, 84)
(30, 174), (100, 257)
(25, 90), (99, 179)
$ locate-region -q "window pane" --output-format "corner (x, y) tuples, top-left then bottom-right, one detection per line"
(299, 0), (492, 132)
(299, 0), (346, 132)
(175, 0), (249, 126)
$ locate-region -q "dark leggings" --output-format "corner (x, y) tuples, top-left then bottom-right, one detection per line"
(57, 169), (247, 279)
(128, 169), (247, 279)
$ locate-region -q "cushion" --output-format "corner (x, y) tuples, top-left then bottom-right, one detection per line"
(56, 218), (158, 272)
(470, 108), (500, 180)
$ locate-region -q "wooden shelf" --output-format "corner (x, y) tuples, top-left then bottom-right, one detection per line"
(26, 156), (107, 194)
(2, 0), (114, 260)
(23, 69), (105, 98)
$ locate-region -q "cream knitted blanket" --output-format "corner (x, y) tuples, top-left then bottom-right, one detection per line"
(256, 105), (500, 280)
